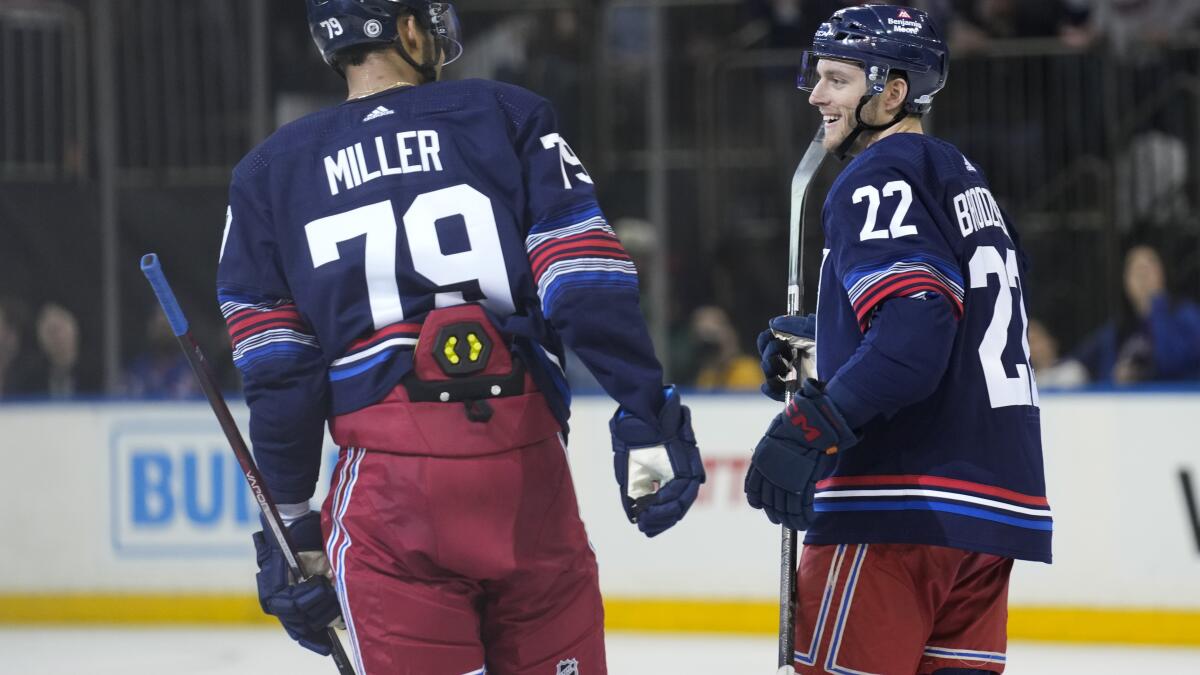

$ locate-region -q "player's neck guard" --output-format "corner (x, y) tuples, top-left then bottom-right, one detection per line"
(834, 95), (908, 160)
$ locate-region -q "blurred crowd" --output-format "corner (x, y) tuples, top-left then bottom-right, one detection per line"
(4, 0), (1200, 401)
(658, 244), (1200, 394)
(0, 299), (87, 399)
(0, 299), (199, 401)
(1030, 244), (1200, 388)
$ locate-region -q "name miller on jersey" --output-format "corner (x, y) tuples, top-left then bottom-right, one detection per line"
(324, 129), (444, 196)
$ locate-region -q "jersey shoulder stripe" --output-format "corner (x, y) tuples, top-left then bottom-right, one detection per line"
(219, 293), (320, 371)
(844, 255), (964, 331)
(525, 200), (637, 316)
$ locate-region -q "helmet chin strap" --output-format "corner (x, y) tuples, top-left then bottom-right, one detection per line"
(332, 31), (441, 83)
(393, 33), (440, 84)
(833, 95), (909, 160)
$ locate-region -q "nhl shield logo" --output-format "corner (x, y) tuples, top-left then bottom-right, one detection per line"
(555, 658), (579, 675)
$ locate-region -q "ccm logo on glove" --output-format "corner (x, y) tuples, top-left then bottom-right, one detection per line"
(786, 403), (822, 442)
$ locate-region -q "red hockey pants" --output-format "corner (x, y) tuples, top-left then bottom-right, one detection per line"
(320, 437), (605, 675)
(792, 543), (1012, 675)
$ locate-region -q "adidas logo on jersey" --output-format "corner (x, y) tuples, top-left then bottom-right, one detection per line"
(963, 156), (977, 173)
(363, 106), (394, 122)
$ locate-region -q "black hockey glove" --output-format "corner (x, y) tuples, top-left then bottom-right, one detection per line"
(758, 314), (816, 401)
(610, 386), (706, 537)
(745, 379), (858, 531)
(253, 511), (343, 656)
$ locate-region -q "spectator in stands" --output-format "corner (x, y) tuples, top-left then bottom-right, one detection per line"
(0, 298), (26, 399)
(689, 305), (761, 390)
(1028, 318), (1088, 388)
(1068, 244), (1200, 384)
(20, 302), (81, 399)
(122, 309), (199, 399)
(945, 0), (1094, 54)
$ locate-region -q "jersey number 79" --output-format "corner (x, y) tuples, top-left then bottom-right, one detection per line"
(304, 184), (516, 329)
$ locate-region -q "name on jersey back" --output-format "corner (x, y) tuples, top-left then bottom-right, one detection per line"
(953, 185), (1010, 240)
(324, 130), (444, 196)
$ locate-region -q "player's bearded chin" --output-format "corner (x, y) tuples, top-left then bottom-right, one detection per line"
(845, 97), (885, 154)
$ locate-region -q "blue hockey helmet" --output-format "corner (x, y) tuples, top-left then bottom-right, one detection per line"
(797, 4), (947, 114)
(306, 0), (462, 70)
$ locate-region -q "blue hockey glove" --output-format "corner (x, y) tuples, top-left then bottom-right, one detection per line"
(253, 511), (343, 656)
(610, 386), (706, 538)
(745, 379), (858, 531)
(757, 314), (816, 401)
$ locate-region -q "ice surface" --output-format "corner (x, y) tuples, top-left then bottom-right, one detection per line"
(2, 628), (1199, 674)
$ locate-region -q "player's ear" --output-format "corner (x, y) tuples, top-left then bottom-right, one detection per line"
(397, 13), (421, 52)
(884, 75), (909, 116)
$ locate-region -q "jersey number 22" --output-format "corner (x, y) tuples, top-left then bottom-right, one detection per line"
(969, 245), (1038, 409)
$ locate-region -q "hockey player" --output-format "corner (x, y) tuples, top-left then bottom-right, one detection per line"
(747, 5), (1051, 674)
(217, 2), (705, 673)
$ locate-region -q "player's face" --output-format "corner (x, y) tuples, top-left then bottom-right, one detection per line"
(808, 59), (869, 151)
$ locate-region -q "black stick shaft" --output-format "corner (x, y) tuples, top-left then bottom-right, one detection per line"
(1180, 469), (1200, 553)
(777, 526), (798, 669)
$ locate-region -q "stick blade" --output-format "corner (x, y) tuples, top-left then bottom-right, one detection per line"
(786, 125), (828, 315)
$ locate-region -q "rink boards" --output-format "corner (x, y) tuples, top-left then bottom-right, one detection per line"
(1, 392), (1198, 645)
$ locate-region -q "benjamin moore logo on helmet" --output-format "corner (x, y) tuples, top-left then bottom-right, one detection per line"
(363, 18), (383, 37)
(887, 16), (922, 34)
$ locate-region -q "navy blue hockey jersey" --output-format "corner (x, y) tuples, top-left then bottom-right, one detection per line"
(217, 80), (665, 503)
(810, 133), (1052, 563)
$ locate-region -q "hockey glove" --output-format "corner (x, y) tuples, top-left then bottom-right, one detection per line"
(758, 314), (817, 401)
(253, 511), (343, 656)
(745, 379), (858, 531)
(610, 386), (706, 538)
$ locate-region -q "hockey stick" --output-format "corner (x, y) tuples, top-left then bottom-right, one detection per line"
(776, 126), (827, 674)
(139, 254), (356, 675)
(1181, 468), (1200, 553)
